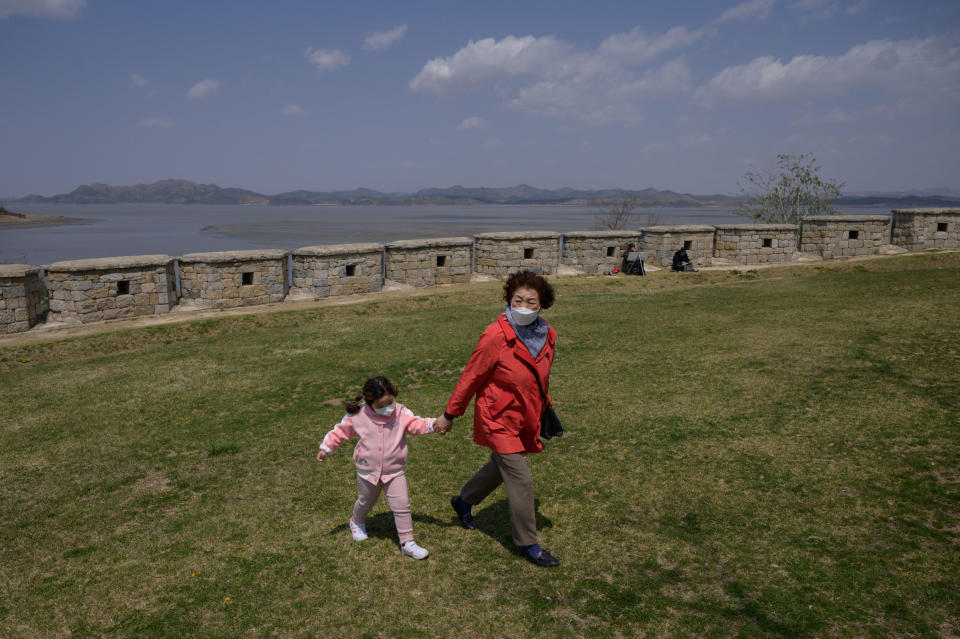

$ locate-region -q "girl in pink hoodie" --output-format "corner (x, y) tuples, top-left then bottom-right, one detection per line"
(316, 376), (438, 559)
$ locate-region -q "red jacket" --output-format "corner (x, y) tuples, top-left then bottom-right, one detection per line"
(445, 314), (556, 455)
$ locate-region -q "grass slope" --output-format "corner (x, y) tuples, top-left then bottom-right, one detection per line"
(1, 253), (958, 638)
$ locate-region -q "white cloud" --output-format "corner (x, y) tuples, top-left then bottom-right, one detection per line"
(596, 25), (705, 63)
(409, 35), (570, 95)
(846, 0), (869, 15)
(457, 116), (488, 131)
(617, 58), (694, 96)
(138, 116), (174, 128)
(364, 25), (407, 51)
(187, 78), (219, 101)
(0, 0), (84, 19)
(717, 0), (775, 23)
(792, 102), (898, 126)
(695, 37), (960, 107)
(791, 0), (841, 19)
(131, 73), (147, 88)
(410, 26), (705, 124)
(283, 104), (306, 116)
(305, 47), (350, 73)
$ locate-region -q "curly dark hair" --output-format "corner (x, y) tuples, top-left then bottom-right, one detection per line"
(503, 270), (555, 310)
(345, 375), (399, 414)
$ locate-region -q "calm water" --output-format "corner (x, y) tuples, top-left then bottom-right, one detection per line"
(0, 202), (892, 266)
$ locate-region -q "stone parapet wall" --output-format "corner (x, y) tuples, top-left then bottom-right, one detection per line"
(800, 216), (890, 258)
(474, 232), (561, 277)
(44, 255), (177, 324)
(713, 224), (798, 264)
(7, 214), (958, 335)
(290, 243), (383, 299)
(0, 264), (45, 334)
(641, 225), (715, 267)
(563, 231), (641, 274)
(385, 237), (472, 287)
(178, 250), (289, 309)
(890, 208), (960, 250)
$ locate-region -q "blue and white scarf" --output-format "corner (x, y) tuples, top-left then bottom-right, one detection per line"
(504, 305), (550, 358)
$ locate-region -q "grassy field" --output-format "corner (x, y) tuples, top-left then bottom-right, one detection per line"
(1, 252), (958, 638)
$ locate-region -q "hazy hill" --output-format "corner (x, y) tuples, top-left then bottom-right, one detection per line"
(837, 194), (960, 208)
(15, 179), (958, 208)
(19, 179), (269, 205)
(268, 184), (731, 206)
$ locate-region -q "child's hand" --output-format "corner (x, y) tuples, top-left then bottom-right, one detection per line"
(316, 449), (327, 462)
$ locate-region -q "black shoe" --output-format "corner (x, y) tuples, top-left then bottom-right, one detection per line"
(450, 496), (477, 530)
(526, 548), (560, 567)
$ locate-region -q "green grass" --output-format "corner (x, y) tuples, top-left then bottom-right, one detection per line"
(2, 252), (958, 638)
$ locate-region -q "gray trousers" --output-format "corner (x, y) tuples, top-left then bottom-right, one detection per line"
(460, 451), (538, 547)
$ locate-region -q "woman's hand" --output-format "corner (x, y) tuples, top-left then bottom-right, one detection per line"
(316, 449), (327, 462)
(435, 415), (452, 436)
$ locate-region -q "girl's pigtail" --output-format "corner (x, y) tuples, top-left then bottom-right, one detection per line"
(344, 394), (364, 414)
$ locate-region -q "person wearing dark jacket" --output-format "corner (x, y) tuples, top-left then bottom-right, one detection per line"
(672, 247), (693, 271)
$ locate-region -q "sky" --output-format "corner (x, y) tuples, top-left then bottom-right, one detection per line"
(1, 0), (958, 198)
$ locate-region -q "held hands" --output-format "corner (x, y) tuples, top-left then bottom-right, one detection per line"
(435, 415), (453, 436)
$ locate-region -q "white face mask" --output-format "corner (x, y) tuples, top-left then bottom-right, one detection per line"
(373, 402), (396, 416)
(511, 306), (540, 326)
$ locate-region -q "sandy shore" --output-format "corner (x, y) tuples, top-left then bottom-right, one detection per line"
(0, 212), (92, 229)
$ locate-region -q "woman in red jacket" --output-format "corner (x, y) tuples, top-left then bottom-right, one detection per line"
(434, 270), (560, 567)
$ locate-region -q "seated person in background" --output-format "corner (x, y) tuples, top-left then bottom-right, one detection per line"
(621, 243), (645, 275)
(621, 243), (637, 271)
(672, 247), (695, 272)
(621, 244), (645, 276)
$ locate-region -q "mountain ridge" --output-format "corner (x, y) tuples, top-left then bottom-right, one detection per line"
(14, 179), (960, 208)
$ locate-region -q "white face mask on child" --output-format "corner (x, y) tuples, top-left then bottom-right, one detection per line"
(511, 306), (540, 326)
(373, 402), (396, 416)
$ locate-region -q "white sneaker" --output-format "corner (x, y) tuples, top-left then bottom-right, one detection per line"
(349, 517), (368, 542)
(401, 540), (429, 560)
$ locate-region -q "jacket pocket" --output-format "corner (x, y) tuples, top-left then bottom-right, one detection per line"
(487, 392), (515, 418)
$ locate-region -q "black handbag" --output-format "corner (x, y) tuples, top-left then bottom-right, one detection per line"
(521, 358), (563, 440)
(539, 403), (564, 440)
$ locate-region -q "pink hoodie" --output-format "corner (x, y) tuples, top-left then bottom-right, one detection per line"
(319, 403), (435, 484)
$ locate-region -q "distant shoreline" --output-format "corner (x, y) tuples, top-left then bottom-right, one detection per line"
(0, 213), (92, 229)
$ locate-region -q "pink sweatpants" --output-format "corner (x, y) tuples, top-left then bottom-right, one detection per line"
(353, 472), (414, 544)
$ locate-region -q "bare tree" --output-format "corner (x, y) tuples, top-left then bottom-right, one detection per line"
(736, 153), (845, 225)
(642, 210), (664, 227)
(592, 198), (639, 230)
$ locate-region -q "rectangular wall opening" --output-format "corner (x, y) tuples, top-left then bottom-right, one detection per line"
(683, 240), (692, 250)
(524, 248), (534, 259)
(241, 272), (253, 286)
(762, 238), (773, 248)
(937, 222), (948, 232)
(436, 255), (447, 267)
(848, 230), (859, 240)
(345, 264), (356, 277)
(116, 281), (129, 295)
(606, 246), (615, 257)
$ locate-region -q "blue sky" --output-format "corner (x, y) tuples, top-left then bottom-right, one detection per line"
(1, 0), (958, 197)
